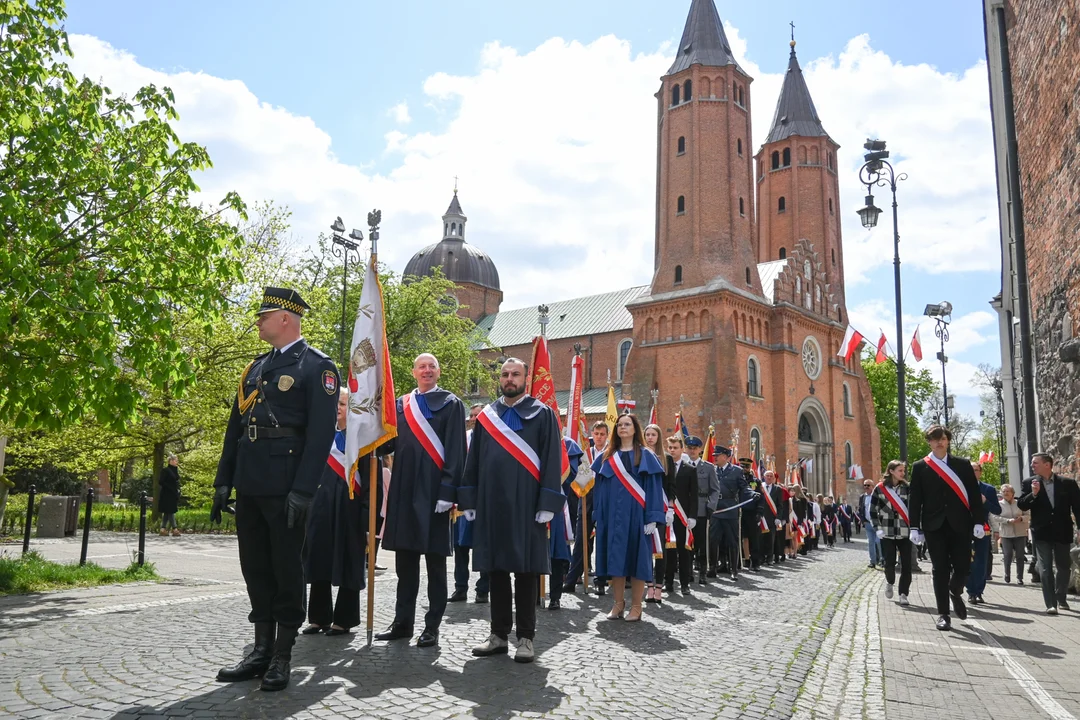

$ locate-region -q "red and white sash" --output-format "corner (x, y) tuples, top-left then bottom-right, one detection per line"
(762, 483), (779, 516)
(403, 393), (445, 470)
(838, 504), (850, 519)
(877, 482), (910, 525)
(477, 405), (541, 481)
(788, 497), (798, 525)
(925, 453), (969, 509)
(609, 452), (646, 508)
(672, 496), (695, 549)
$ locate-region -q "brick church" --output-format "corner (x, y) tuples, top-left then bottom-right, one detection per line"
(403, 0), (881, 500)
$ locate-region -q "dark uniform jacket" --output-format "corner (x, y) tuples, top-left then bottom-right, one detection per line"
(670, 457), (698, 537)
(382, 387), (466, 556)
(1018, 474), (1080, 544)
(909, 453), (984, 533)
(694, 460), (719, 517)
(214, 339), (339, 497)
(714, 462), (752, 515)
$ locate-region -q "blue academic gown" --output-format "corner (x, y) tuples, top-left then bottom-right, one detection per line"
(591, 448), (666, 582)
(549, 438), (583, 562)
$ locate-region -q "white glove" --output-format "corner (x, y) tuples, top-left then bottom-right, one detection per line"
(535, 510), (554, 524)
(775, 519), (782, 530)
(644, 522), (657, 535)
(665, 509), (675, 525)
(463, 509), (476, 521)
(435, 500), (453, 513)
(909, 529), (923, 545)
(687, 517), (697, 531)
(876, 528), (887, 540)
(973, 524), (985, 540)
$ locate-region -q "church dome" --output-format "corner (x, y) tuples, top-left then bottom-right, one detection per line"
(403, 190), (501, 291)
(404, 238), (501, 290)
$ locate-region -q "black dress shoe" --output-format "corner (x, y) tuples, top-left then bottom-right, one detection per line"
(707, 569), (718, 578)
(475, 592), (489, 603)
(417, 628), (438, 647)
(301, 625), (324, 635)
(324, 627), (352, 636)
(682, 587), (693, 596)
(951, 593), (967, 620)
(548, 598), (561, 610)
(698, 576), (707, 586)
(595, 584), (606, 596)
(969, 595), (980, 605)
(663, 584), (675, 594)
(374, 622), (413, 641)
(561, 582), (576, 594)
(936, 615), (952, 631)
(448, 589), (468, 602)
(259, 656), (291, 691)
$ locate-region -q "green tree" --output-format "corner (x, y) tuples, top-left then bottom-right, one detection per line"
(0, 0), (246, 432)
(862, 351), (938, 472)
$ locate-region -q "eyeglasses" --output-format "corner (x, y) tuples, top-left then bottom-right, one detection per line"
(863, 484), (872, 488)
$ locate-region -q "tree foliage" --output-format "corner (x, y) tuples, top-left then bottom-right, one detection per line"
(0, 0), (246, 431)
(862, 351), (937, 472)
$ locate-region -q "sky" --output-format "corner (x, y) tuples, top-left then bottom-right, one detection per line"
(62, 0), (1001, 420)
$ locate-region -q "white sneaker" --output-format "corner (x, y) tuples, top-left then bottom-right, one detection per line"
(1047, 607), (1058, 616)
(885, 583), (894, 599)
(899, 594), (909, 606)
(514, 637), (535, 663)
(472, 633), (508, 656)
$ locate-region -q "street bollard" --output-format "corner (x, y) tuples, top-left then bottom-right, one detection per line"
(22, 484), (36, 555)
(79, 488), (94, 566)
(137, 491), (147, 567)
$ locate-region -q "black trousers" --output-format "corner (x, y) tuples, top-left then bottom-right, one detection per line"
(747, 524), (762, 566)
(549, 559), (569, 602)
(924, 524), (972, 616)
(693, 517), (709, 573)
(771, 524), (787, 561)
(664, 547), (693, 588)
(490, 571), (537, 640)
(236, 493), (306, 628)
(880, 538), (913, 596)
(308, 581), (360, 629)
(393, 550), (448, 630)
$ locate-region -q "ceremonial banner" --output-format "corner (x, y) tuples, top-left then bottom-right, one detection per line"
(605, 384), (618, 434)
(344, 259), (398, 498)
(703, 425), (715, 461)
(529, 335), (570, 480)
(649, 401), (658, 426)
(568, 355), (585, 443)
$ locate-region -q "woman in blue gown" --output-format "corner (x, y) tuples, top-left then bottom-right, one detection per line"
(591, 413), (666, 622)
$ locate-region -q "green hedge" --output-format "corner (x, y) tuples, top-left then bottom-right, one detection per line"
(1, 499), (235, 536)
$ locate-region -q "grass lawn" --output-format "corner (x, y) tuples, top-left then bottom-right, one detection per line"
(0, 551), (159, 596)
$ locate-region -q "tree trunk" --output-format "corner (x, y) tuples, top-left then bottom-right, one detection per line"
(151, 441), (164, 521)
(0, 436), (9, 530)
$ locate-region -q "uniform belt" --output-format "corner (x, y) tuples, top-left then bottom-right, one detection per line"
(247, 425), (304, 441)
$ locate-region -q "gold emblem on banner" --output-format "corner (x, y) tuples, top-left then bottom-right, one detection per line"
(278, 375), (295, 391)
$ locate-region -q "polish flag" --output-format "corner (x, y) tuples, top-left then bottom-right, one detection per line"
(875, 332), (888, 364)
(910, 326), (923, 362)
(838, 325), (864, 361)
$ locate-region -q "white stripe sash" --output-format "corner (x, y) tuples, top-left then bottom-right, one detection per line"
(403, 393), (445, 470)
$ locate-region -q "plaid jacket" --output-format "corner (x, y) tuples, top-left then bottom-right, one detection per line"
(870, 481), (911, 539)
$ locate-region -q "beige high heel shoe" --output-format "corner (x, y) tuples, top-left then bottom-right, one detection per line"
(625, 604), (643, 622)
(607, 600), (626, 619)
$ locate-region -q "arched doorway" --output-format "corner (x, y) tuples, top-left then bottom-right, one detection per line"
(796, 397), (833, 498)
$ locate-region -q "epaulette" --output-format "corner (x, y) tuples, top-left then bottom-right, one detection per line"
(307, 346), (330, 359)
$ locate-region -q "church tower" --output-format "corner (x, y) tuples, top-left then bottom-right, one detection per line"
(652, 0), (761, 295)
(755, 39), (846, 317)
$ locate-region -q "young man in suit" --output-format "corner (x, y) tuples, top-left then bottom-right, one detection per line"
(1018, 452), (1080, 614)
(908, 425), (985, 631)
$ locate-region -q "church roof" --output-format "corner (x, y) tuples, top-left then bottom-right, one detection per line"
(756, 258), (791, 303)
(763, 46), (830, 144)
(404, 239), (500, 291)
(476, 286), (650, 347)
(445, 192), (464, 216)
(667, 0), (743, 76)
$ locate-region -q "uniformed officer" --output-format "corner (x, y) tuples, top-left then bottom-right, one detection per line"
(211, 287), (339, 692)
(709, 446), (753, 581)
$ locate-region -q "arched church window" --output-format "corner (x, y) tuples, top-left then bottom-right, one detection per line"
(747, 358), (760, 397)
(845, 441), (853, 468)
(674, 265), (683, 284)
(798, 415), (813, 442)
(451, 223), (457, 236)
(737, 138), (743, 156)
(804, 260), (812, 281)
(677, 196), (686, 214)
(739, 197), (745, 216)
(738, 86), (744, 105)
(779, 247), (786, 260)
(829, 198), (834, 215)
(831, 248), (836, 266)
(683, 80), (692, 101)
(843, 384), (853, 417)
(678, 136), (685, 155)
(746, 267), (752, 286)
(778, 197), (786, 213)
(672, 84), (681, 106)
(782, 148), (791, 167)
(618, 339), (632, 380)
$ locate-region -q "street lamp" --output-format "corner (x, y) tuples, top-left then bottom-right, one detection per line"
(925, 301), (953, 426)
(991, 377), (1007, 479)
(330, 217), (365, 367)
(858, 139), (909, 459)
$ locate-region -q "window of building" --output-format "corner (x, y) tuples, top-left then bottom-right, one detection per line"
(674, 265), (683, 284)
(779, 247), (787, 260)
(737, 138), (742, 156)
(444, 223), (448, 236)
(782, 147), (791, 167)
(771, 151), (780, 170)
(750, 428), (762, 461)
(845, 441), (853, 469)
(798, 415), (813, 442)
(677, 136), (685, 155)
(829, 198), (834, 215)
(746, 267), (752, 286)
(451, 222), (457, 236)
(843, 383), (853, 417)
(739, 197), (745, 216)
(677, 195), (686, 214)
(747, 357), (760, 397)
(672, 84), (681, 106)
(827, 152), (833, 169)
(732, 80), (737, 100)
(738, 86), (744, 106)
(778, 196), (786, 213)
(618, 339), (632, 380)
(683, 80), (692, 101)
(831, 248), (836, 266)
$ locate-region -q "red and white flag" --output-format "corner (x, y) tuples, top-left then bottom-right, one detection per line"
(343, 258), (398, 498)
(875, 332), (888, 364)
(978, 450), (995, 464)
(910, 326), (923, 362)
(838, 325), (864, 361)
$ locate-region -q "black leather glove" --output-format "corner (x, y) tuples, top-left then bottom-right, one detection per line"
(286, 491), (313, 529)
(210, 486), (233, 524)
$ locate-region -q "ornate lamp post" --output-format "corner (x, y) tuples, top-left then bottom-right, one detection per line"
(858, 139), (909, 459)
(925, 301), (953, 425)
(330, 217), (365, 367)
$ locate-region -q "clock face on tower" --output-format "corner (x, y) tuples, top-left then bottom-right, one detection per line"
(802, 336), (822, 380)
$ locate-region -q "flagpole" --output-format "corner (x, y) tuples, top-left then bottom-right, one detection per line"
(365, 210), (381, 648)
(537, 306), (549, 608)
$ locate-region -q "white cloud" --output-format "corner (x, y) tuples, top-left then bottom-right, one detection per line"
(66, 23), (998, 320)
(388, 101), (411, 125)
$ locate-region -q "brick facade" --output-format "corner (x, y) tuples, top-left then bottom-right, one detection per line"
(1006, 0), (1080, 474)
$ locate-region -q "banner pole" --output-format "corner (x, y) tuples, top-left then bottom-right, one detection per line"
(366, 454), (377, 646)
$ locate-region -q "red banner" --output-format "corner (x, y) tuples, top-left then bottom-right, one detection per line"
(529, 335), (570, 480)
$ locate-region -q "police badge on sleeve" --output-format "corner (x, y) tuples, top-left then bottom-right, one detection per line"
(322, 370), (338, 395)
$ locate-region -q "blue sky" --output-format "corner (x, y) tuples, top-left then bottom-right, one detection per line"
(64, 1), (1001, 419)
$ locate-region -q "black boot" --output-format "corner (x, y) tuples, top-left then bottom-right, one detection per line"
(217, 622), (275, 682)
(260, 625), (297, 691)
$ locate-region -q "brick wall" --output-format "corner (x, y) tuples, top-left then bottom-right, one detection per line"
(1007, 0), (1080, 474)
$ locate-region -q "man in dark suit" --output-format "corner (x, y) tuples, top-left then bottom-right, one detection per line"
(760, 470), (787, 564)
(1018, 452), (1080, 614)
(212, 287), (339, 691)
(664, 435), (698, 594)
(908, 424), (985, 631)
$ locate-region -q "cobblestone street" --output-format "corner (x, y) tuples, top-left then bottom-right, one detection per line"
(1, 534), (1078, 719)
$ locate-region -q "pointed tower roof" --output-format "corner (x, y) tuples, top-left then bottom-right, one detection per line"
(763, 43), (829, 144)
(667, 0), (743, 76)
(445, 190), (464, 216)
